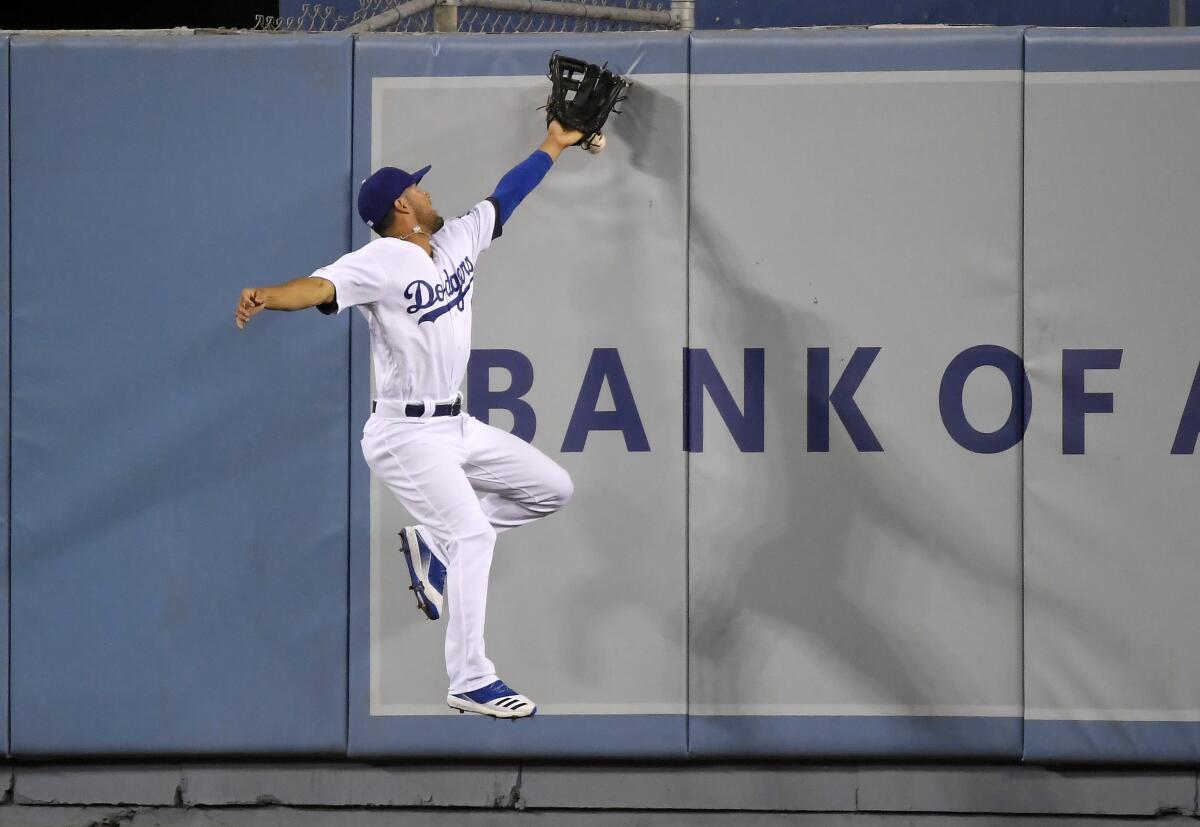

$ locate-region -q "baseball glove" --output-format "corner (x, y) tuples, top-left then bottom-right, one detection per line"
(545, 53), (631, 151)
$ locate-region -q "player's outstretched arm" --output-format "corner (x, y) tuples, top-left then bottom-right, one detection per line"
(235, 277), (335, 329)
(488, 120), (586, 228)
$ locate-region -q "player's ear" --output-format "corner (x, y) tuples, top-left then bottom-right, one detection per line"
(394, 195), (413, 217)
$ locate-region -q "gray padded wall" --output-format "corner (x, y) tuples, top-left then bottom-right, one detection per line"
(1023, 28), (1200, 763)
(688, 29), (1025, 757)
(348, 34), (689, 757)
(9, 35), (353, 754)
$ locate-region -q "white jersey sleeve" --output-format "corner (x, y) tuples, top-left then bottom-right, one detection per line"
(441, 199), (500, 262)
(312, 244), (387, 315)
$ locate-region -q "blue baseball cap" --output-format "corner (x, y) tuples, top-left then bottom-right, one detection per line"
(357, 164), (432, 228)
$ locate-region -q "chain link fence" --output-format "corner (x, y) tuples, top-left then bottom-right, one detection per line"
(252, 0), (679, 34)
(456, 4), (669, 34)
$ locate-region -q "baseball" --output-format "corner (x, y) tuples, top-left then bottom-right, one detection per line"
(586, 133), (606, 155)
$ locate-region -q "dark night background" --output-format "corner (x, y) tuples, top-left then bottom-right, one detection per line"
(0, 2), (281, 30)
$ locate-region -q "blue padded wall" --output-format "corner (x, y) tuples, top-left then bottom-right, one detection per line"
(5, 26), (1200, 766)
(0, 35), (10, 758)
(9, 35), (352, 754)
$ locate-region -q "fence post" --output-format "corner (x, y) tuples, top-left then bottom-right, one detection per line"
(671, 0), (695, 31)
(1170, 0), (1187, 26)
(435, 0), (460, 31)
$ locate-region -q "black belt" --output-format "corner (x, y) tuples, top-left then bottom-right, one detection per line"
(371, 398), (462, 417)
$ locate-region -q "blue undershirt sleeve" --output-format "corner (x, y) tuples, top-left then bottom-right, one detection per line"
(489, 150), (554, 233)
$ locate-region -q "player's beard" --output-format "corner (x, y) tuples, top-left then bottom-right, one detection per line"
(429, 214), (445, 233)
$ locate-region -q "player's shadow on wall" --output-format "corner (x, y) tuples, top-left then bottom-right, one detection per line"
(685, 205), (1133, 728)
(688, 203), (934, 711)
(607, 79), (683, 185)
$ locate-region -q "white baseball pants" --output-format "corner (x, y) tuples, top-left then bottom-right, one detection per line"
(360, 412), (573, 694)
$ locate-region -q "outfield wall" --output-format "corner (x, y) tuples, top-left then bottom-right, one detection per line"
(4, 27), (1200, 763)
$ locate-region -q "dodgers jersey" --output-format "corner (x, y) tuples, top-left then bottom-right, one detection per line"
(313, 199), (499, 402)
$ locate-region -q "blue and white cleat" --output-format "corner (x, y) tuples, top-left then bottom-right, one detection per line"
(399, 526), (446, 621)
(447, 680), (537, 719)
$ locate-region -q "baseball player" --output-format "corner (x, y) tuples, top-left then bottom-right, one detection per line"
(235, 120), (588, 718)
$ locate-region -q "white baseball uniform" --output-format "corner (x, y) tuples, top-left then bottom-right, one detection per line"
(312, 200), (572, 694)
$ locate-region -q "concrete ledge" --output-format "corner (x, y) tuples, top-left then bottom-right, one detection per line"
(2, 811), (1200, 820)
(520, 765), (859, 810)
(0, 805), (138, 826)
(856, 766), (1198, 816)
(181, 764), (520, 807)
(14, 765), (182, 806)
(0, 807), (1195, 825)
(0, 763), (1195, 820)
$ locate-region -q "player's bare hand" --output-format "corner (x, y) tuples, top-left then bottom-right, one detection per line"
(547, 119), (585, 149)
(236, 288), (267, 330)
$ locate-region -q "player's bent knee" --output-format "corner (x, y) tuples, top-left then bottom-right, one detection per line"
(459, 520), (498, 550)
(544, 465), (574, 511)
